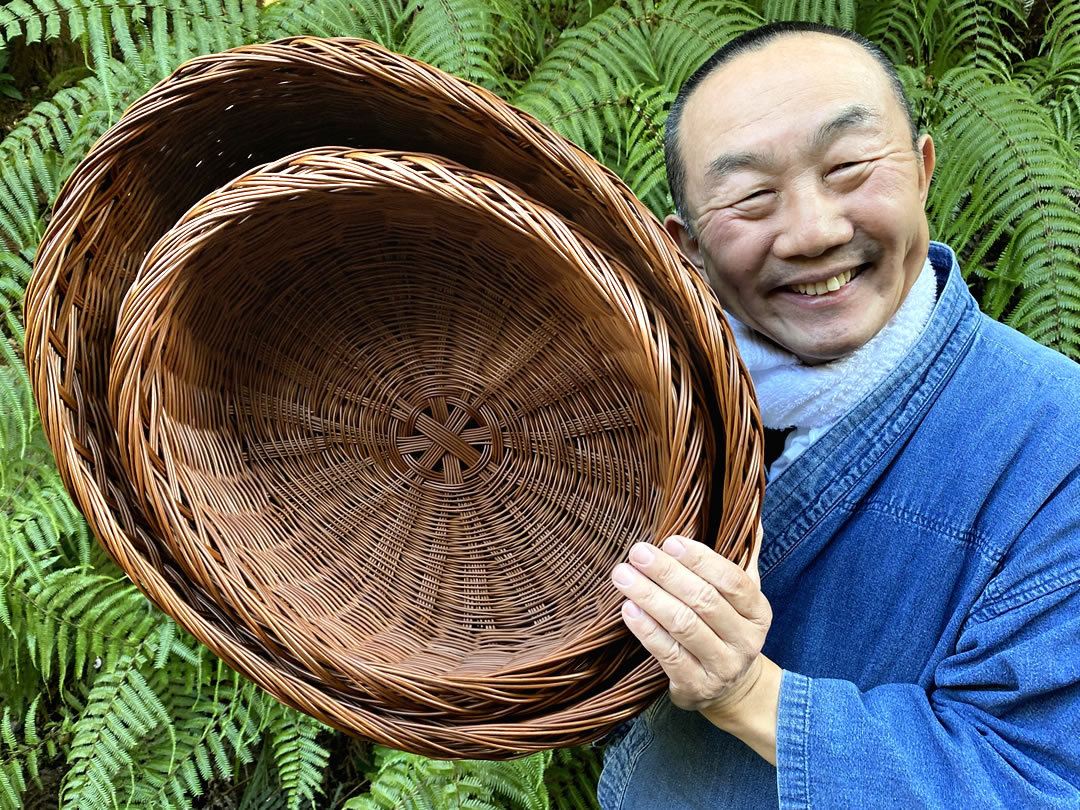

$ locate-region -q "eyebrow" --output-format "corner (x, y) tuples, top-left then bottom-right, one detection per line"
(703, 104), (883, 187)
(810, 104), (881, 150)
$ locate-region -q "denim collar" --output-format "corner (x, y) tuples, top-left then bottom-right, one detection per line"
(759, 241), (981, 577)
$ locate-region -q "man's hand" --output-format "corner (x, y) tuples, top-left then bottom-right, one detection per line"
(611, 527), (782, 764)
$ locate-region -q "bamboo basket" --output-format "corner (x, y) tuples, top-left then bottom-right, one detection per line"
(24, 37), (764, 758)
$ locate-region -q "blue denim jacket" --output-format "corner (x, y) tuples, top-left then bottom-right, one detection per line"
(598, 243), (1080, 809)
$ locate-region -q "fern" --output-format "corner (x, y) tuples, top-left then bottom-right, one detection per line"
(926, 67), (1080, 356)
(920, 0), (1028, 80)
(857, 0), (925, 67)
(124, 661), (263, 809)
(761, 0), (857, 30)
(345, 747), (551, 810)
(648, 0), (761, 91)
(259, 0), (405, 43)
(59, 652), (172, 809)
(0, 0), (261, 115)
(1042, 0), (1080, 92)
(237, 740), (291, 810)
(0, 697), (42, 810)
(400, 0), (512, 91)
(514, 0), (657, 119)
(3, 0), (1080, 807)
(1020, 0), (1080, 142)
(264, 700), (330, 810)
(544, 746), (603, 810)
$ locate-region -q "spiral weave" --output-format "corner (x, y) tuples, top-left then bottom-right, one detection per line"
(24, 37), (764, 758)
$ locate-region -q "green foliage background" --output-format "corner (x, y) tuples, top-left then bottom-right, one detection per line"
(1, 0), (1078, 806)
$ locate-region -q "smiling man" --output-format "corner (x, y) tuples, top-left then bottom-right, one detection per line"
(599, 22), (1080, 810)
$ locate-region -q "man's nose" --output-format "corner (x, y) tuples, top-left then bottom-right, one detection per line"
(772, 182), (853, 259)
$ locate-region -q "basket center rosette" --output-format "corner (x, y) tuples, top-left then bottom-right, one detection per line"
(25, 38), (763, 758)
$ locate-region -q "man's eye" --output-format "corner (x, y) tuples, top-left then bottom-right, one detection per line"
(738, 189), (771, 204)
(830, 161), (861, 174)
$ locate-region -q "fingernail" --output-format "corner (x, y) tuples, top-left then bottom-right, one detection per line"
(629, 544), (654, 565)
(612, 564), (636, 588)
(623, 601), (642, 618)
(664, 536), (686, 558)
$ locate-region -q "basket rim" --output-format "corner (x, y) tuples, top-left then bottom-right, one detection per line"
(109, 145), (710, 699)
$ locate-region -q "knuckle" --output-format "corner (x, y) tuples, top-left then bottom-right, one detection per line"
(657, 640), (683, 668)
(721, 569), (751, 598)
(641, 620), (668, 647)
(655, 552), (678, 580)
(669, 606), (699, 638)
(686, 583), (721, 616)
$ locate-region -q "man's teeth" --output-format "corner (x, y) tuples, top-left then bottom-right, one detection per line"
(791, 269), (854, 296)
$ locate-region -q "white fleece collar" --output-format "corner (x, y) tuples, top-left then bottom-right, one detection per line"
(727, 256), (937, 430)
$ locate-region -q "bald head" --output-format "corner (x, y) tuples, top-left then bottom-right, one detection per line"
(665, 23), (918, 233)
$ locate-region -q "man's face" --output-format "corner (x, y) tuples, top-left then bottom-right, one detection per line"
(666, 34), (936, 364)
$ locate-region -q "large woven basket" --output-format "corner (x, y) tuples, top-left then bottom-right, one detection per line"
(24, 37), (764, 758)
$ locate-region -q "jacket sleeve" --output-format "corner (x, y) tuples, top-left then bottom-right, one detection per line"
(776, 475), (1080, 809)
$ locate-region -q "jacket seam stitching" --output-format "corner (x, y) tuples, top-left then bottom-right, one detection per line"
(982, 328), (1079, 389)
(970, 571), (1080, 624)
(838, 499), (1001, 564)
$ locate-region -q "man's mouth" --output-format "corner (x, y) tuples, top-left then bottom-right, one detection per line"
(787, 263), (868, 296)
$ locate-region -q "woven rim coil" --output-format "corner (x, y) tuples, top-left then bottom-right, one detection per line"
(24, 38), (765, 758)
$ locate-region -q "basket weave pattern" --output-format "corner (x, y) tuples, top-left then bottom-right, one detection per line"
(25, 38), (764, 757)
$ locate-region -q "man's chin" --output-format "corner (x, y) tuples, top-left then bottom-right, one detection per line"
(774, 330), (871, 365)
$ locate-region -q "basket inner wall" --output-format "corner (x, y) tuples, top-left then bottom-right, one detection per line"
(141, 183), (683, 681)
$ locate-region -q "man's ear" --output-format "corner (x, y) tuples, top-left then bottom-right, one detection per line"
(664, 214), (703, 269)
(916, 134), (936, 204)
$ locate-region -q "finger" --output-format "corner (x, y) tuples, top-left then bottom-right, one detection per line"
(659, 536), (770, 624)
(612, 560), (734, 664)
(619, 599), (707, 681)
(624, 544), (747, 648)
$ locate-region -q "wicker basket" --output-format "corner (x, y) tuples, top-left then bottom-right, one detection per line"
(24, 38), (764, 758)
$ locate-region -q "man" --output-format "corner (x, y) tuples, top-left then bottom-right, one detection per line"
(599, 21), (1080, 809)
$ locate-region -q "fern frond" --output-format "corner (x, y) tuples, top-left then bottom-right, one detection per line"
(593, 82), (672, 217)
(0, 57), (148, 262)
(9, 560), (157, 687)
(399, 0), (508, 91)
(264, 700), (330, 810)
(761, 0), (856, 30)
(1050, 84), (1080, 144)
(545, 747), (602, 810)
(60, 652), (172, 809)
(0, 696), (42, 810)
(237, 740), (290, 810)
(0, 0), (261, 114)
(1040, 0), (1080, 91)
(124, 660), (261, 809)
(1014, 0), (1080, 139)
(258, 0), (405, 43)
(926, 67), (1080, 358)
(514, 0), (654, 118)
(648, 0), (760, 91)
(0, 337), (33, 456)
(922, 0), (1027, 80)
(499, 0), (615, 72)
(345, 747), (551, 810)
(857, 0), (925, 68)
(514, 0), (755, 215)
